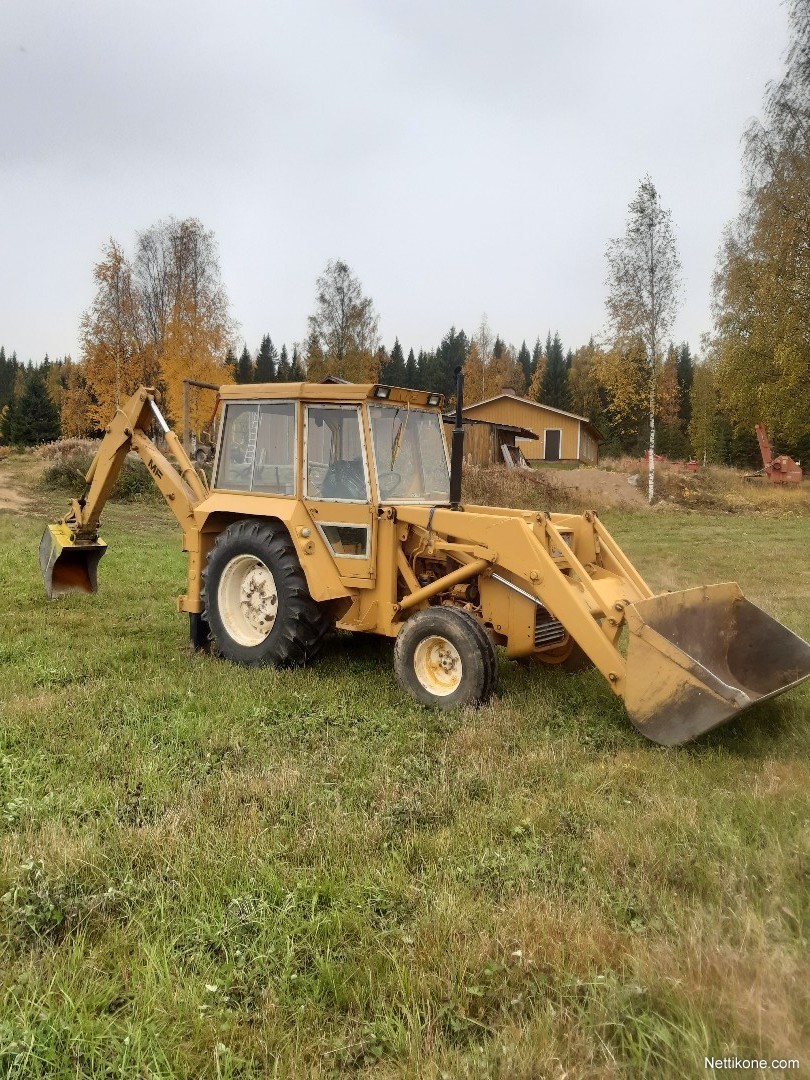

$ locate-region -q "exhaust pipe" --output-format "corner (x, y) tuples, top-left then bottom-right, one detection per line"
(449, 365), (465, 510)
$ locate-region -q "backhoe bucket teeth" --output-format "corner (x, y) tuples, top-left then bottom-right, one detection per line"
(40, 524), (107, 599)
(624, 583), (810, 746)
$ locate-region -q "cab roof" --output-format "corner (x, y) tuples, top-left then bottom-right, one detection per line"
(217, 382), (444, 409)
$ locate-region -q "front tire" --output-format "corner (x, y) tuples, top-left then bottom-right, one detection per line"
(201, 520), (330, 667)
(393, 606), (497, 709)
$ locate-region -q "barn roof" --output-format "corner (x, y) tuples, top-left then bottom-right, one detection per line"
(463, 391), (602, 440)
(442, 414), (539, 441)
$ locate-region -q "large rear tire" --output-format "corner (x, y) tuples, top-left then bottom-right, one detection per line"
(201, 519), (330, 667)
(393, 606), (498, 708)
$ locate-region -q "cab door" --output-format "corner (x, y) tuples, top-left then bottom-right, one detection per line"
(302, 404), (375, 582)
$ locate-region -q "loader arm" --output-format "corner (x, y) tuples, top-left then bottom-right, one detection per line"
(393, 504), (651, 690)
(41, 387), (207, 598)
(389, 503), (810, 745)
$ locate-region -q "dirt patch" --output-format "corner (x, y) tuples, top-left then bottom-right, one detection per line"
(0, 480), (30, 512)
(0, 453), (46, 513)
(541, 466), (646, 509)
(463, 463), (645, 514)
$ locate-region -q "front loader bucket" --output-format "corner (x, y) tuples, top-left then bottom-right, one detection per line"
(39, 524), (107, 599)
(624, 583), (810, 746)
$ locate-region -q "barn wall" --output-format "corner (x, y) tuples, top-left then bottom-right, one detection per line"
(463, 423), (495, 466)
(464, 398), (588, 462)
(579, 429), (599, 465)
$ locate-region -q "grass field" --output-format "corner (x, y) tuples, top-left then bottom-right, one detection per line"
(0, 459), (808, 1077)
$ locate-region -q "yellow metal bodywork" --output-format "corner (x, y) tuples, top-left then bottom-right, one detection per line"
(40, 383), (810, 746)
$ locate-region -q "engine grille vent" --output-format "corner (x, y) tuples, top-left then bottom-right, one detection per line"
(535, 615), (567, 648)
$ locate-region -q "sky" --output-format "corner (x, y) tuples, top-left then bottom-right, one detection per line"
(0, 0), (790, 366)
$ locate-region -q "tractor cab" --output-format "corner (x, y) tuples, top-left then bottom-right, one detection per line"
(212, 382), (450, 508)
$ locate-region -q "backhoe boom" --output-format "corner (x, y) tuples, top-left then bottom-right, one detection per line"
(40, 387), (206, 597)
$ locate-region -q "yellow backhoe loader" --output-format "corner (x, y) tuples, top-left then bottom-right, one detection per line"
(40, 376), (810, 746)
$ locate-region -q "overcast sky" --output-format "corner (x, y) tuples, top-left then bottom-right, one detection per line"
(1, 0), (789, 365)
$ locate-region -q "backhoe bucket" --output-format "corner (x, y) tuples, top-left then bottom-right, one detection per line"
(624, 583), (810, 746)
(39, 524), (107, 599)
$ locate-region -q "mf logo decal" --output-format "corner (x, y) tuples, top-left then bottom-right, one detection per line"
(148, 459), (163, 480)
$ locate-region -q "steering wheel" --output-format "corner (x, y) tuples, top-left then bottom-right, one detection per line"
(377, 470), (402, 498)
(322, 459), (366, 500)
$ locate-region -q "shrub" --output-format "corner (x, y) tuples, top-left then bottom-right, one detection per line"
(462, 464), (591, 514)
(39, 449), (160, 502)
(35, 438), (102, 461)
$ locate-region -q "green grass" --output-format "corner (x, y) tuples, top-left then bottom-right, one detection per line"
(0, 470), (808, 1077)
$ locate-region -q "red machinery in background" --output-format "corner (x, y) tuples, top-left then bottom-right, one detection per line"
(748, 423), (803, 484)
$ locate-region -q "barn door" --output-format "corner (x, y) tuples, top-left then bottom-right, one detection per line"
(544, 429), (561, 461)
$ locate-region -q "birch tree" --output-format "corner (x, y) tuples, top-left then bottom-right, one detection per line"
(472, 315), (493, 401)
(136, 218), (235, 427)
(305, 260), (380, 381)
(80, 239), (151, 428)
(605, 177), (682, 501)
(80, 219), (235, 432)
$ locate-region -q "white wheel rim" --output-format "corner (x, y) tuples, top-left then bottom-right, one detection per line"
(413, 635), (463, 697)
(218, 554), (279, 647)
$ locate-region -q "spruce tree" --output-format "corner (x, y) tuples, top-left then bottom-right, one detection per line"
(415, 350), (430, 391)
(277, 345), (292, 381)
(254, 334), (278, 382)
(6, 369), (61, 445)
(382, 338), (406, 386)
(532, 337), (543, 371)
(404, 348), (417, 389)
(676, 342), (693, 425)
(517, 340), (532, 385)
(236, 346), (254, 384)
(493, 335), (505, 359)
(290, 346), (305, 380)
(425, 327), (467, 398)
(540, 331), (571, 409)
(225, 347), (238, 382)
(0, 346), (16, 409)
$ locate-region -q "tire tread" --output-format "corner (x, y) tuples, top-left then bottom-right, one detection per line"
(201, 519), (330, 667)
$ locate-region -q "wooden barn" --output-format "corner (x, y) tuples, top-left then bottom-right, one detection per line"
(443, 415), (539, 467)
(462, 388), (601, 465)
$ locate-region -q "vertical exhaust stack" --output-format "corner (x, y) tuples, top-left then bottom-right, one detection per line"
(449, 366), (465, 510)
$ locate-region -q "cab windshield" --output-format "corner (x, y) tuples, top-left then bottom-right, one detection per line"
(369, 404), (450, 502)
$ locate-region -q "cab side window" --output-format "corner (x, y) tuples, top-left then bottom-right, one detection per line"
(305, 406), (368, 501)
(215, 402), (296, 495)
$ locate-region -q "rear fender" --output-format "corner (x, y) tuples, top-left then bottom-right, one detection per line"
(193, 495), (350, 602)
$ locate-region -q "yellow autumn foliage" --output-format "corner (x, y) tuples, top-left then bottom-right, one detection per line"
(79, 221), (235, 435)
